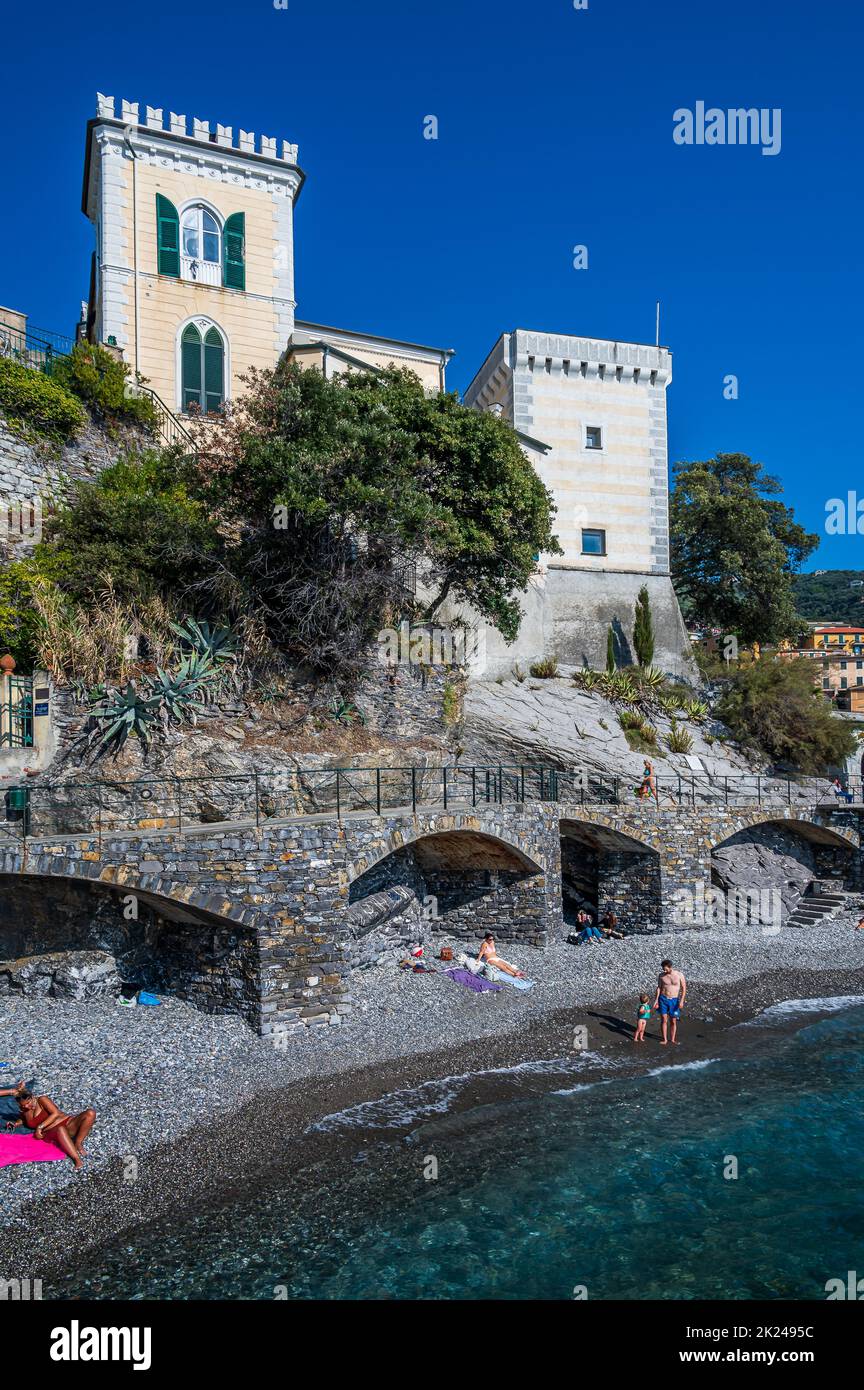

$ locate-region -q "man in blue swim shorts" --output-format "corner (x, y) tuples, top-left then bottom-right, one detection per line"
(654, 959), (686, 1045)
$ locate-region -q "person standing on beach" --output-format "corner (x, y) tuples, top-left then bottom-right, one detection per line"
(654, 959), (686, 1045)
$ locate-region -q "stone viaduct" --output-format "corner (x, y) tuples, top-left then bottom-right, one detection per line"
(0, 796), (860, 1039)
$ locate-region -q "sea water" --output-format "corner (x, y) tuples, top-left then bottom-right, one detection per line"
(57, 1000), (864, 1300)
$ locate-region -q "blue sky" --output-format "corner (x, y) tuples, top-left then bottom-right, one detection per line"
(1, 0), (861, 569)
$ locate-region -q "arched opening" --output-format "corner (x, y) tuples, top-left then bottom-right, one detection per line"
(559, 819), (662, 933)
(180, 321), (225, 414)
(0, 874), (258, 1025)
(346, 829), (547, 964)
(711, 818), (856, 927)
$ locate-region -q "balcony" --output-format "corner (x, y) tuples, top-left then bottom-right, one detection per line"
(180, 256), (221, 288)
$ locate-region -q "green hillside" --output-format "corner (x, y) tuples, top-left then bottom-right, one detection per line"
(793, 570), (864, 625)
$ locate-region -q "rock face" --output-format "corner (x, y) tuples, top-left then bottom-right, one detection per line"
(463, 674), (759, 788)
(0, 949), (121, 1000)
(340, 885), (421, 969)
(711, 826), (817, 922)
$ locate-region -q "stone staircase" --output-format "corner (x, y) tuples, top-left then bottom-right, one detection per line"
(786, 881), (850, 929)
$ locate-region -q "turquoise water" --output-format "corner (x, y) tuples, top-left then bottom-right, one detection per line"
(59, 1002), (864, 1300)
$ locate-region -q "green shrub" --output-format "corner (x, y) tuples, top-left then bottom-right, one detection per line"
(0, 561), (41, 668)
(0, 358), (85, 440)
(529, 656), (559, 678)
(52, 343), (158, 430)
(442, 681), (461, 726)
(618, 709), (644, 732)
(666, 719), (694, 754)
(715, 657), (858, 774)
(622, 722), (658, 754)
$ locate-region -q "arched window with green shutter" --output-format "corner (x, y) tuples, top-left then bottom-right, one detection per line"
(223, 211), (245, 290)
(156, 195), (180, 277)
(180, 322), (225, 414)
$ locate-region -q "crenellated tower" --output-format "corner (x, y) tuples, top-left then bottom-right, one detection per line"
(82, 94), (304, 413)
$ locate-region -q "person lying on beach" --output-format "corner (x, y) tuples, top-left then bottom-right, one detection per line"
(634, 994), (652, 1043)
(14, 1090), (96, 1169)
(477, 933), (525, 978)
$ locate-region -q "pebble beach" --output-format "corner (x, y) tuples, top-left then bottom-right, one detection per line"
(3, 908), (864, 1280)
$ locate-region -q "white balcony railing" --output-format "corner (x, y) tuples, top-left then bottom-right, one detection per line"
(181, 256), (221, 287)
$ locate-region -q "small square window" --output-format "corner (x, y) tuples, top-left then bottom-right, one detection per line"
(585, 426), (603, 450)
(581, 528), (606, 556)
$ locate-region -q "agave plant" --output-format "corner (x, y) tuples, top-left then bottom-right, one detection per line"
(684, 698), (709, 723)
(618, 709), (644, 731)
(601, 671), (639, 704)
(327, 696), (366, 727)
(146, 662), (206, 725)
(170, 617), (238, 665)
(89, 681), (163, 754)
(572, 668), (603, 692)
(631, 665), (666, 692)
(666, 718), (694, 754)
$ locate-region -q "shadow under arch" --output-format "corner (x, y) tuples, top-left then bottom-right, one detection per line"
(0, 868), (260, 1027)
(559, 816), (663, 933)
(347, 826), (548, 949)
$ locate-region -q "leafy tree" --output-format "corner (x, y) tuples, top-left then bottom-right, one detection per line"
(39, 449), (221, 607)
(670, 453), (818, 645)
(0, 561), (41, 668)
(52, 343), (158, 430)
(792, 570), (864, 626)
(633, 585), (655, 666)
(196, 362), (561, 678)
(714, 657), (857, 774)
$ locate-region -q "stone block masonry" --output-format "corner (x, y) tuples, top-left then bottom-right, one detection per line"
(0, 800), (859, 1039)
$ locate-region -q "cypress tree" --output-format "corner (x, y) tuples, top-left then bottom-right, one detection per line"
(633, 585), (655, 667)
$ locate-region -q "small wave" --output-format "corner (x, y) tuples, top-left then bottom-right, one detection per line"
(741, 995), (864, 1027)
(552, 1078), (616, 1098)
(646, 1057), (721, 1078)
(308, 1053), (613, 1133)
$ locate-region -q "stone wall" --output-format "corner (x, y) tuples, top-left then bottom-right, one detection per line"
(0, 415), (147, 552)
(0, 801), (858, 1039)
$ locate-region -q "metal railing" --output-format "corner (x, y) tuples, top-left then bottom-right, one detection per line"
(0, 319), (195, 454)
(1, 767), (859, 845)
(0, 322), (76, 375)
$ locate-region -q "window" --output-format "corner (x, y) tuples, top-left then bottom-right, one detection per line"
(181, 323), (225, 414)
(181, 206), (222, 285)
(581, 528), (606, 556)
(585, 425), (603, 450)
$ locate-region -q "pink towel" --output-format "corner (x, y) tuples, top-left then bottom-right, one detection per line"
(0, 1132), (66, 1167)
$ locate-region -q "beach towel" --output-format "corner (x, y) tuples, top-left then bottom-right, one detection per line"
(444, 969), (502, 994)
(483, 964), (536, 991)
(0, 1133), (66, 1168)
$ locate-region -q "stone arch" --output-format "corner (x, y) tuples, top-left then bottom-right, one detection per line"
(559, 816), (663, 933)
(709, 814), (858, 926)
(0, 855), (262, 1025)
(346, 823), (549, 949)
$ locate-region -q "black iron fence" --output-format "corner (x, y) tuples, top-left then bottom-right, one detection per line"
(1, 767), (859, 845)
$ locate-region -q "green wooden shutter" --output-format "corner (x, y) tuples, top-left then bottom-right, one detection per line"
(156, 195), (180, 277)
(204, 329), (224, 413)
(181, 325), (202, 412)
(223, 211), (245, 290)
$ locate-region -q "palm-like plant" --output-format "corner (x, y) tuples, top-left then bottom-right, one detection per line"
(666, 719), (694, 754)
(572, 668), (603, 692)
(684, 698), (709, 723)
(170, 617), (237, 665)
(89, 681), (163, 753)
(146, 661), (206, 725)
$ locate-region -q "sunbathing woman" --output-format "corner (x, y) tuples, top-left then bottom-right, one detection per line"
(16, 1090), (96, 1170)
(477, 932), (526, 978)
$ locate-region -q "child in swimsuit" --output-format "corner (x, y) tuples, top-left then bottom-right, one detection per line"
(634, 994), (651, 1043)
